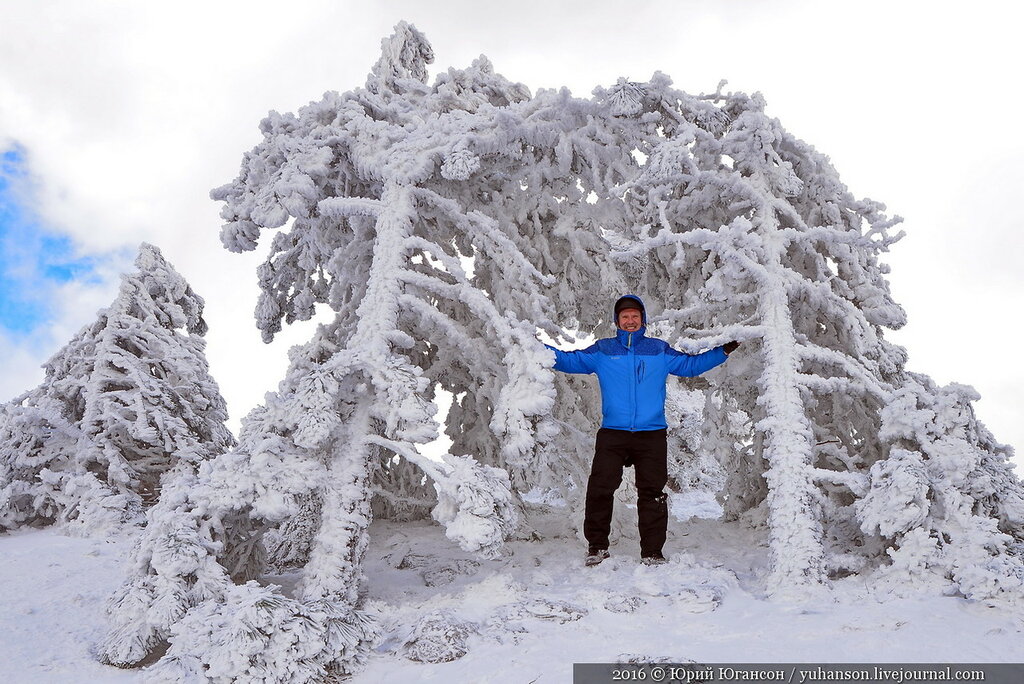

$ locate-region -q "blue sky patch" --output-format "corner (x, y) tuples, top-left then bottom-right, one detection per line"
(0, 145), (103, 335)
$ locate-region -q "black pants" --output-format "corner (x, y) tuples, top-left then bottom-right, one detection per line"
(584, 427), (668, 557)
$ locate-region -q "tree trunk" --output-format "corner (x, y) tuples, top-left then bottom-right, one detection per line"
(756, 219), (825, 590)
(299, 404), (374, 607)
(300, 181), (414, 605)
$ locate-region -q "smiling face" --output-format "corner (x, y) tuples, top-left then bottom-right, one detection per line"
(617, 308), (643, 332)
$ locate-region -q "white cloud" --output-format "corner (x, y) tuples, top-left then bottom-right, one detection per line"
(0, 257), (126, 402)
(0, 331), (49, 404)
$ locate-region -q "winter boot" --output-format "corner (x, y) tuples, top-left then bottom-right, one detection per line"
(585, 547), (610, 567)
(640, 552), (667, 566)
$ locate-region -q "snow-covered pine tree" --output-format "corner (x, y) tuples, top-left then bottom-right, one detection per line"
(0, 401), (115, 530)
(607, 77), (911, 591)
(210, 21), (559, 554)
(99, 23), (617, 678)
(99, 372), (379, 677)
(857, 374), (1024, 601)
(0, 243), (234, 534)
(603, 74), (1024, 601)
(213, 20), (646, 543)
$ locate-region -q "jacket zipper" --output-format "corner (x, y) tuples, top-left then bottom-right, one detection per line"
(627, 332), (636, 430)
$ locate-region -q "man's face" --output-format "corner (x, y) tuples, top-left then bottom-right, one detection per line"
(617, 308), (642, 332)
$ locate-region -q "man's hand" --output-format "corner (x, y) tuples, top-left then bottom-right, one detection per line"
(723, 341), (740, 355)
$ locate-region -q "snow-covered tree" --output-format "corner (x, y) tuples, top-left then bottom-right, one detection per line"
(606, 75), (1024, 598)
(99, 384), (378, 678)
(857, 374), (1024, 601)
(99, 23), (616, 678)
(0, 402), (121, 531)
(0, 243), (234, 534)
(606, 78), (909, 591)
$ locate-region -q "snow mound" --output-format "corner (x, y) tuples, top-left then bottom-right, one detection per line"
(603, 595), (647, 614)
(498, 597), (588, 624)
(403, 611), (472, 663)
(422, 560), (481, 587)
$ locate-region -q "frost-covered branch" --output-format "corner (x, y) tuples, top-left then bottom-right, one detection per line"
(365, 436), (518, 557)
(794, 343), (891, 400)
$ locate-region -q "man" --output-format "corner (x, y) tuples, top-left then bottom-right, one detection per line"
(546, 295), (738, 566)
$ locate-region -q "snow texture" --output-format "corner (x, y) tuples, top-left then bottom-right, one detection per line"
(5, 522), (1024, 683)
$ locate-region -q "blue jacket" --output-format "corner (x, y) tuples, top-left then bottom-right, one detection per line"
(546, 296), (727, 432)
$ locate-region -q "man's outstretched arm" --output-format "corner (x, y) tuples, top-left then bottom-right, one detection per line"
(665, 344), (731, 377)
(544, 343), (599, 375)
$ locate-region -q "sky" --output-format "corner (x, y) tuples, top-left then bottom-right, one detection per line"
(1, 0), (1021, 469)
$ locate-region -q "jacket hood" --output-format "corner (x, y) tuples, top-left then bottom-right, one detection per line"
(613, 294), (646, 326)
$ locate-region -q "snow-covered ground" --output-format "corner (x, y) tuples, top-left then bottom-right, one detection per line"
(3, 509), (1022, 684)
(0, 528), (138, 683)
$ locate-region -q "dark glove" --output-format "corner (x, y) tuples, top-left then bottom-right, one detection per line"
(723, 341), (740, 355)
